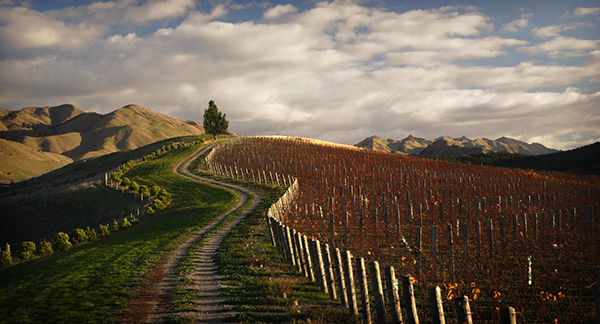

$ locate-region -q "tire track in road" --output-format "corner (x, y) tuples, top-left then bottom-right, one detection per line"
(145, 143), (260, 323)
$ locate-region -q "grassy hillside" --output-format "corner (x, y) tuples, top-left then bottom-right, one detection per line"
(0, 135), (231, 246)
(0, 104), (206, 182)
(0, 143), (238, 323)
(0, 104), (84, 132)
(0, 138), (73, 182)
(0, 135), (224, 196)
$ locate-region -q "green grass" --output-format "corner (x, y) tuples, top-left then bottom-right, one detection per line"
(0, 184), (141, 246)
(0, 143), (238, 324)
(214, 182), (358, 324)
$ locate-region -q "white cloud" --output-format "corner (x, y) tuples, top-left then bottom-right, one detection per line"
(574, 7), (600, 16)
(124, 0), (195, 23)
(0, 7), (103, 54)
(533, 23), (586, 38)
(533, 25), (562, 38)
(0, 2), (598, 150)
(502, 18), (529, 33)
(263, 4), (297, 19)
(520, 36), (600, 57)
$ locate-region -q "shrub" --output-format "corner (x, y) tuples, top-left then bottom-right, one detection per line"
(53, 232), (72, 251)
(99, 224), (110, 236)
(111, 220), (119, 232)
(21, 241), (36, 260)
(70, 228), (88, 245)
(150, 185), (162, 196)
(129, 181), (140, 192)
(139, 185), (150, 196)
(111, 171), (122, 183)
(85, 227), (97, 242)
(0, 251), (12, 268)
(145, 206), (155, 214)
(158, 189), (172, 204)
(38, 240), (53, 255)
(121, 177), (131, 188)
(120, 217), (131, 229)
(152, 199), (165, 211)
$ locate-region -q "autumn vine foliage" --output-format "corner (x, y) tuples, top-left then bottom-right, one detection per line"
(207, 136), (600, 323)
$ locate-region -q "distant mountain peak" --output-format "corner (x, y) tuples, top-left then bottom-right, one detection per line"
(356, 134), (558, 157)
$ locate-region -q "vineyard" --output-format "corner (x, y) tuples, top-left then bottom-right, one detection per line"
(206, 136), (600, 323)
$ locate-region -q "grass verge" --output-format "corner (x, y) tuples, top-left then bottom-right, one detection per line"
(0, 143), (238, 324)
(211, 179), (358, 323)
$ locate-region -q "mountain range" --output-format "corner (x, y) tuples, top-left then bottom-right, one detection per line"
(0, 104), (206, 182)
(355, 135), (558, 157)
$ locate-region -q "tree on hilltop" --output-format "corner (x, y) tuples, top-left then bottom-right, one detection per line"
(203, 100), (229, 140)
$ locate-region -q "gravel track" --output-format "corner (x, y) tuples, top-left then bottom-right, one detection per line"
(145, 144), (260, 323)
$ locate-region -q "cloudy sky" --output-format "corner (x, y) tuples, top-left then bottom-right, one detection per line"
(0, 0), (599, 149)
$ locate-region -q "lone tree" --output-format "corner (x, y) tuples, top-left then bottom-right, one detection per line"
(203, 100), (229, 140)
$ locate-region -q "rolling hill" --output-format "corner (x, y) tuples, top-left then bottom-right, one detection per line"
(355, 135), (558, 157)
(0, 104), (206, 182)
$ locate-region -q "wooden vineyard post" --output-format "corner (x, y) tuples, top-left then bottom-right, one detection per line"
(432, 225), (439, 281)
(533, 213), (538, 240)
(395, 204), (402, 238)
(322, 243), (337, 300)
(476, 221), (482, 258)
(447, 223), (455, 283)
(500, 306), (517, 324)
(335, 248), (349, 307)
(359, 209), (365, 239)
(313, 239), (329, 294)
(344, 211), (350, 249)
(453, 296), (473, 324)
(278, 223), (287, 259)
(267, 216), (276, 246)
(402, 275), (420, 324)
(461, 223), (468, 279)
(291, 229), (302, 273)
(499, 215), (505, 251)
(595, 267), (600, 324)
(296, 232), (307, 276)
(308, 239), (319, 285)
(487, 219), (494, 255)
(285, 226), (296, 267)
(330, 212), (335, 247)
(357, 257), (372, 324)
(369, 261), (386, 324)
(373, 208), (379, 243)
(303, 235), (315, 281)
(428, 286), (446, 324)
(522, 213), (528, 241)
(344, 250), (359, 316)
(384, 266), (403, 324)
(415, 226), (422, 280)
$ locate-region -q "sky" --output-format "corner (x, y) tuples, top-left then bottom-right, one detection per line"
(0, 0), (599, 150)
